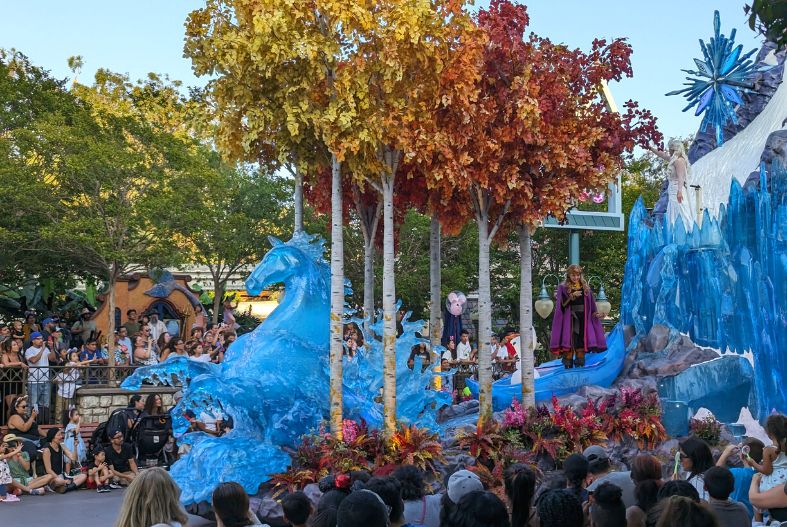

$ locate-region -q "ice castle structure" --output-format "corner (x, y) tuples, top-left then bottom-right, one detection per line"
(628, 41), (787, 421)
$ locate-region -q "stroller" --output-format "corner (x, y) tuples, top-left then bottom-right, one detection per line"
(130, 414), (172, 468)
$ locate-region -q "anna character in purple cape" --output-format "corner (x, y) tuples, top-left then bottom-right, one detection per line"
(549, 264), (607, 368)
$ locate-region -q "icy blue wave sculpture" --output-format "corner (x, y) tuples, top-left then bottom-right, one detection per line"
(122, 232), (450, 504)
(666, 10), (758, 146)
(621, 162), (787, 419)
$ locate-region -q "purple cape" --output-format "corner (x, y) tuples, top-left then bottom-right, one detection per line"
(549, 283), (607, 353)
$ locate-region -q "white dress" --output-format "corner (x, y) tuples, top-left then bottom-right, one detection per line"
(666, 157), (695, 231)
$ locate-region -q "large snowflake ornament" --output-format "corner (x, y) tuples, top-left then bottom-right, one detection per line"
(666, 10), (758, 146)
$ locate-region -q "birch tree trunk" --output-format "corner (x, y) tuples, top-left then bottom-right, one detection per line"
(329, 154), (345, 437)
(518, 225), (536, 408)
(429, 214), (442, 349)
(476, 211), (494, 424)
(294, 168), (303, 233)
(381, 173), (397, 436)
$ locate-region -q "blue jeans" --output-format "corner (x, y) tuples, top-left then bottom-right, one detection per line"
(27, 382), (51, 408)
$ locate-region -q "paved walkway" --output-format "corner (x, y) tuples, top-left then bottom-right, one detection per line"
(1, 488), (214, 527)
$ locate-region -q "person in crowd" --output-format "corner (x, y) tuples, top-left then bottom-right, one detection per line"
(188, 340), (211, 362)
(282, 490), (312, 527)
(63, 407), (88, 464)
(749, 473), (787, 522)
(190, 326), (204, 342)
(46, 326), (68, 365)
(584, 445), (635, 508)
(223, 299), (240, 330)
(124, 394), (145, 429)
(192, 304), (207, 332)
(205, 330), (226, 363)
(113, 332), (132, 366)
(0, 323), (10, 342)
(133, 334), (158, 365)
(22, 311), (40, 342)
(442, 338), (457, 362)
(406, 343), (431, 372)
(678, 436), (714, 500)
(1, 338), (27, 413)
(587, 482), (626, 527)
(114, 467), (189, 527)
(445, 490), (510, 527)
(700, 466), (749, 527)
(160, 337), (187, 361)
(212, 481), (266, 526)
(0, 439), (23, 502)
(6, 396), (46, 462)
(116, 326), (134, 363)
(148, 311), (168, 341)
(144, 393), (165, 416)
(393, 464), (442, 527)
(80, 338), (107, 365)
(336, 489), (390, 527)
(87, 447), (112, 493)
(3, 433), (50, 495)
(54, 351), (87, 422)
(536, 489), (584, 527)
(157, 331), (171, 353)
(456, 330), (473, 362)
(563, 453), (590, 504)
(123, 309), (141, 337)
(716, 438), (764, 518)
(440, 469), (485, 527)
(42, 427), (86, 492)
(71, 307), (97, 347)
(225, 331), (238, 347)
(504, 463), (536, 527)
(25, 331), (54, 412)
(654, 495), (719, 527)
(105, 429), (138, 486)
(748, 414), (787, 492)
(364, 476), (413, 527)
(645, 480), (702, 527)
(626, 454), (663, 527)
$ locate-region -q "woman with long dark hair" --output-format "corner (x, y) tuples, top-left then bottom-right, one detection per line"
(504, 464), (537, 527)
(143, 393), (164, 416)
(212, 481), (261, 527)
(678, 436), (714, 501)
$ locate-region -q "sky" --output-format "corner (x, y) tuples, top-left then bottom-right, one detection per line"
(0, 1), (764, 141)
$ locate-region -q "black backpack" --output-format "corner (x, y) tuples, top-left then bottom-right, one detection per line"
(89, 408), (133, 453)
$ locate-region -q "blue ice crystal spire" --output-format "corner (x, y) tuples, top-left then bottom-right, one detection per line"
(666, 10), (758, 146)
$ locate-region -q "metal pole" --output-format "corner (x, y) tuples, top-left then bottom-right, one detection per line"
(569, 230), (580, 265)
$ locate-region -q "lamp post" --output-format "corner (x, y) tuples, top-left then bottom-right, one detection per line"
(587, 276), (612, 320)
(534, 274), (561, 320)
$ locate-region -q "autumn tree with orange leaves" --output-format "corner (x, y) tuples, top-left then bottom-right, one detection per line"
(413, 0), (660, 421)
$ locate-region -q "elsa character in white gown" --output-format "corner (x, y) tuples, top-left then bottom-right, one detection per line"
(649, 139), (696, 231)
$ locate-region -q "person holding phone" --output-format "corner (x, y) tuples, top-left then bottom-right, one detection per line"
(87, 448), (112, 493)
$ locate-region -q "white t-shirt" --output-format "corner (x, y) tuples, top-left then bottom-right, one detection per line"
(25, 345), (50, 382)
(55, 365), (80, 398)
(441, 350), (453, 361)
(493, 344), (508, 360)
(456, 341), (472, 360)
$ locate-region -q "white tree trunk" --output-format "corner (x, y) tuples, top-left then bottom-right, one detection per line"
(329, 154), (345, 437)
(363, 239), (375, 335)
(294, 168), (303, 233)
(381, 172), (397, 436)
(519, 225), (536, 408)
(429, 214), (442, 348)
(476, 212), (494, 423)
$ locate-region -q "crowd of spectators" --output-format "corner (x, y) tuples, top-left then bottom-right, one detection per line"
(0, 304), (239, 425)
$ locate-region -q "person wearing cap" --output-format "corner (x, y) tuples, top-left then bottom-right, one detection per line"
(24, 331), (55, 412)
(3, 433), (52, 495)
(584, 445), (635, 508)
(440, 469), (485, 526)
(71, 307), (97, 347)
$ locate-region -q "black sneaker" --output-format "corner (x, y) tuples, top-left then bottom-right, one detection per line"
(108, 482), (123, 490)
(100, 485), (112, 493)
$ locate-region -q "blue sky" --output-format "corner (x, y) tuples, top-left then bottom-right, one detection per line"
(1, 1), (763, 141)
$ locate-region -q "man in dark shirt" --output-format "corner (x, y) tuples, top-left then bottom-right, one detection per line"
(104, 430), (137, 487)
(704, 467), (750, 527)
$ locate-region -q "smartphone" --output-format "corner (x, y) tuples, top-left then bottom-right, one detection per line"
(33, 403), (39, 414)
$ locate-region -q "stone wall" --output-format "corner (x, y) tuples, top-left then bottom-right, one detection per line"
(76, 386), (178, 423)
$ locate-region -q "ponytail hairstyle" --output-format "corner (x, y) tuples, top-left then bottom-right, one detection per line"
(504, 464), (536, 527)
(765, 414), (787, 453)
